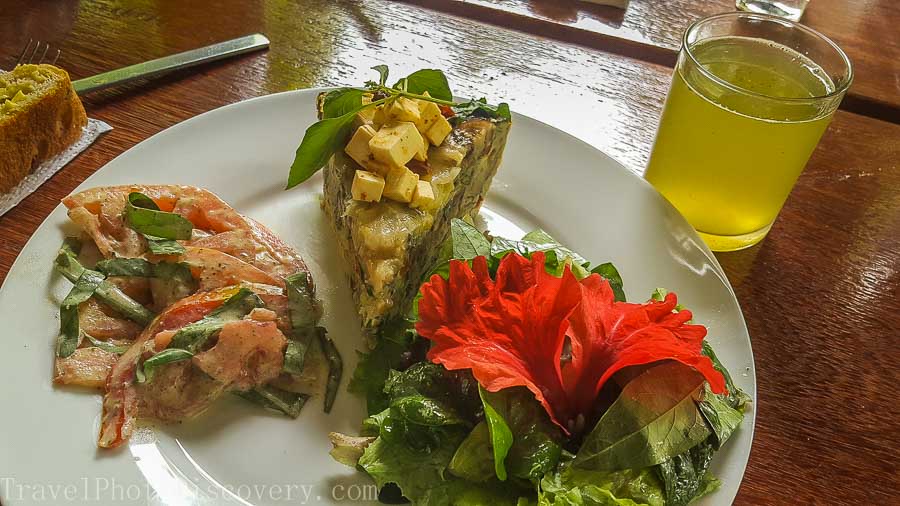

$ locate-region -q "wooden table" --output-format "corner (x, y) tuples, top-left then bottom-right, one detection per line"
(406, 0), (900, 121)
(1, 0), (898, 504)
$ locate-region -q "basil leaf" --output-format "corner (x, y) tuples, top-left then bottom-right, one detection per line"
(124, 192), (193, 240)
(283, 271), (322, 376)
(85, 334), (130, 355)
(450, 218), (490, 260)
(285, 271), (320, 330)
(574, 362), (712, 471)
(591, 262), (626, 302)
(167, 288), (263, 353)
(96, 258), (194, 290)
(146, 235), (186, 255)
(318, 329), (343, 414)
(395, 69), (452, 101)
(96, 258), (154, 277)
(286, 109), (362, 189)
(451, 98), (511, 124)
(237, 385), (310, 418)
(137, 348), (193, 383)
(322, 88), (366, 119)
(55, 244), (155, 325)
(479, 387), (513, 481)
(371, 65), (389, 86)
(57, 269), (104, 357)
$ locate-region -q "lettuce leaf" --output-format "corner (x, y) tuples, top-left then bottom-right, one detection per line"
(538, 465), (665, 506)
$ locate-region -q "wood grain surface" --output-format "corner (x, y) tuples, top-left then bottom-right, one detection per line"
(1, 1), (898, 504)
(405, 0), (900, 121)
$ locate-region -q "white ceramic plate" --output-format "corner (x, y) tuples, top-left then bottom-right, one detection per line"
(0, 89), (755, 505)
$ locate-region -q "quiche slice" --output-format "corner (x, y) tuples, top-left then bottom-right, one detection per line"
(321, 96), (511, 331)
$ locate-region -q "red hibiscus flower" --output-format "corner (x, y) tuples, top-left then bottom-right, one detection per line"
(415, 252), (726, 432)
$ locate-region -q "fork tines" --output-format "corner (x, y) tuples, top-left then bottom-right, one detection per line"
(16, 39), (61, 68)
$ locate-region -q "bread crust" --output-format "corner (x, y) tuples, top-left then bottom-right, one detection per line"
(0, 65), (87, 193)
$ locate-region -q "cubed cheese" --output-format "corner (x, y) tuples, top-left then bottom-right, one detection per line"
(353, 107), (375, 129)
(385, 97), (421, 123)
(372, 105), (386, 129)
(412, 127), (428, 162)
(345, 125), (377, 166)
(369, 122), (422, 168)
(351, 170), (385, 202)
(410, 180), (435, 209)
(425, 115), (453, 146)
(383, 166), (419, 203)
(415, 101), (443, 134)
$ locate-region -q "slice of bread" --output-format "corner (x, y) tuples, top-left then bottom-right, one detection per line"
(0, 64), (87, 193)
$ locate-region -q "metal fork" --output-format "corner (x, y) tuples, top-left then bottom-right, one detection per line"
(14, 39), (61, 68)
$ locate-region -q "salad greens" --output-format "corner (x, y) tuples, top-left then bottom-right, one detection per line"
(286, 66), (510, 189)
(54, 241), (155, 331)
(124, 191), (193, 254)
(333, 219), (749, 505)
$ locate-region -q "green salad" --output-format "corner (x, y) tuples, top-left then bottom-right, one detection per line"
(330, 219), (750, 505)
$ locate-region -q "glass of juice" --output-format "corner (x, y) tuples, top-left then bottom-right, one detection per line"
(644, 12), (852, 251)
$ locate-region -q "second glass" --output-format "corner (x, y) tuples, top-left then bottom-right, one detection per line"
(644, 12), (851, 251)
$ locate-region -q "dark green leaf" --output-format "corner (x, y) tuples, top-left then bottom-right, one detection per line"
(485, 387), (562, 481)
(479, 387), (513, 481)
(286, 109), (361, 189)
(55, 244), (155, 325)
(57, 269), (104, 357)
(318, 329), (343, 413)
(655, 440), (720, 506)
(322, 88), (366, 119)
(395, 69), (452, 101)
(371, 65), (390, 86)
(96, 258), (154, 277)
(448, 422), (496, 483)
(85, 334), (130, 354)
(349, 322), (416, 414)
(285, 271), (321, 330)
(491, 231), (591, 279)
(392, 394), (467, 427)
(167, 288), (262, 353)
(574, 362), (711, 471)
(124, 192), (193, 240)
(137, 348), (193, 383)
(146, 236), (186, 255)
(697, 385), (743, 449)
(450, 218), (491, 260)
(451, 98), (512, 124)
(237, 385), (310, 418)
(701, 341), (750, 411)
(591, 263), (626, 302)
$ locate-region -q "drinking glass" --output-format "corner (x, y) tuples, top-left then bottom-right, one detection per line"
(644, 12), (852, 251)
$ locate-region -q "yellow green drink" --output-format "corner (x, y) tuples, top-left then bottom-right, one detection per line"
(645, 13), (852, 251)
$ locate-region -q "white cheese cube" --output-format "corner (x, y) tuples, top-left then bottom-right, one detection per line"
(345, 125), (378, 167)
(412, 127), (428, 162)
(369, 122), (421, 168)
(425, 115), (453, 146)
(372, 105), (386, 129)
(351, 170), (385, 202)
(410, 180), (435, 209)
(385, 97), (421, 123)
(353, 107), (375, 129)
(383, 166), (419, 203)
(416, 101), (443, 134)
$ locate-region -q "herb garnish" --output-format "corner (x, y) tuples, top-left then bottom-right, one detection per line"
(286, 66), (510, 189)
